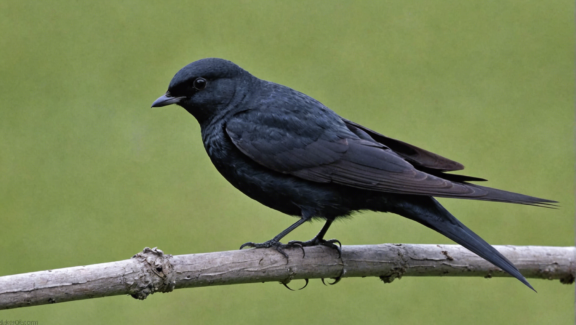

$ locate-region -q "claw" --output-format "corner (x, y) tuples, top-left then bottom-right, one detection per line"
(321, 267), (345, 286)
(330, 267), (346, 285)
(299, 278), (309, 290)
(327, 276), (342, 285)
(282, 282), (295, 291)
(321, 277), (340, 285)
(239, 242), (256, 250)
(281, 278), (309, 291)
(286, 240), (306, 258)
(324, 239), (342, 258)
(274, 245), (289, 260)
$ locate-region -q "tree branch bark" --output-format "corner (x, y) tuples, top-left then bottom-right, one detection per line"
(0, 244), (574, 310)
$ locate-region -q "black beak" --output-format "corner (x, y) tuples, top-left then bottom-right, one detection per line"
(151, 94), (185, 107)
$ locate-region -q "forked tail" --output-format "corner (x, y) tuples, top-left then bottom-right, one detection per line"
(390, 196), (535, 291)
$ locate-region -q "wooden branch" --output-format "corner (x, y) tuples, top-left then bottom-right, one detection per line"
(0, 244), (573, 310)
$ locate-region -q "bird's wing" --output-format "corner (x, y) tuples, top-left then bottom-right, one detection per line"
(225, 109), (554, 205)
(342, 118), (464, 171)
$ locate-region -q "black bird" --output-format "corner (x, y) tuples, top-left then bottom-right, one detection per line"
(152, 58), (555, 290)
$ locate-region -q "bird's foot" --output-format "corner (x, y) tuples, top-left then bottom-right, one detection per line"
(287, 237), (344, 285)
(239, 239), (305, 260)
(287, 237), (342, 258)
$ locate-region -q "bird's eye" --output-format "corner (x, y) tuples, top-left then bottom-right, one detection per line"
(193, 78), (207, 90)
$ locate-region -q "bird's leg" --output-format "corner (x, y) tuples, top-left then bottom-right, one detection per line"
(240, 210), (315, 259)
(287, 219), (342, 258)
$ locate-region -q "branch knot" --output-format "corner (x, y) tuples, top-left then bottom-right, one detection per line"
(130, 247), (175, 300)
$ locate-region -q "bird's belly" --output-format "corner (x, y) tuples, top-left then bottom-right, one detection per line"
(211, 149), (319, 217)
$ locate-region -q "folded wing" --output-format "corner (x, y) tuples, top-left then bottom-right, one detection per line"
(225, 109), (555, 206)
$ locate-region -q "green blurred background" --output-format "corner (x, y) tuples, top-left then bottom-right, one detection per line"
(0, 1), (573, 324)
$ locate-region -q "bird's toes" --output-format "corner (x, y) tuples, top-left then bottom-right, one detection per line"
(240, 239), (280, 250)
(320, 239), (342, 258)
(292, 237), (343, 258)
(272, 244), (290, 260)
(286, 240), (306, 258)
(240, 240), (304, 260)
(239, 242), (257, 250)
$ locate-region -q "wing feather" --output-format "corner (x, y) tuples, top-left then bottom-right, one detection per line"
(225, 109), (555, 206)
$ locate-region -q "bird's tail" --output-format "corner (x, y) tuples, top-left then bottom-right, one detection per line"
(455, 183), (557, 208)
(389, 196), (535, 291)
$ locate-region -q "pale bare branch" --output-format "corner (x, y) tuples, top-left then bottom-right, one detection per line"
(0, 244), (573, 310)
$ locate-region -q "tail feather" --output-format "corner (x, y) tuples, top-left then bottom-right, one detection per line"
(393, 196), (535, 291)
(463, 184), (557, 208)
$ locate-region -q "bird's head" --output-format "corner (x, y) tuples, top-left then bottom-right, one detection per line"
(152, 58), (252, 123)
